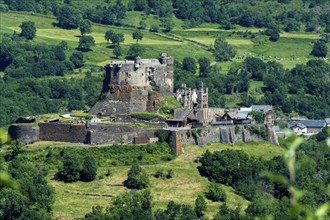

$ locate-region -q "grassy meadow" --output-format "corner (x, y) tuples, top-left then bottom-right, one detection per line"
(35, 141), (285, 219)
(1, 11), (328, 72)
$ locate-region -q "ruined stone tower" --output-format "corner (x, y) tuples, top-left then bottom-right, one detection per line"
(196, 83), (209, 123)
(90, 54), (174, 115)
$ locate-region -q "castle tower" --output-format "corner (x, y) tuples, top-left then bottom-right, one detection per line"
(197, 82), (208, 123)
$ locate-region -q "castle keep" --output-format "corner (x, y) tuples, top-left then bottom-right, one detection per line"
(90, 54), (174, 115)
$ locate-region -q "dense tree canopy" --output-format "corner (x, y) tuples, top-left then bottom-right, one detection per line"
(213, 37), (236, 61)
(0, 157), (54, 219)
(182, 57), (197, 73)
(311, 40), (328, 57)
(56, 5), (82, 29)
(20, 21), (36, 40)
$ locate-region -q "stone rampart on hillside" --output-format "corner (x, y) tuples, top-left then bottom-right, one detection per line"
(86, 124), (158, 145)
(161, 125), (266, 155)
(39, 123), (87, 143)
(8, 124), (40, 144)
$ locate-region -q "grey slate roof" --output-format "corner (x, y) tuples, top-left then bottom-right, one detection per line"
(290, 123), (307, 129)
(300, 120), (325, 128)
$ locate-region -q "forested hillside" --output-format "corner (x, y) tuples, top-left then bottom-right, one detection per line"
(0, 0), (329, 128)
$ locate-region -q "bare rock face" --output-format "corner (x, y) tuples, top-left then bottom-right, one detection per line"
(90, 54), (174, 115)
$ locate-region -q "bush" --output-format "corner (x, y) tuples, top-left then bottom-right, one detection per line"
(195, 195), (207, 218)
(56, 153), (82, 182)
(205, 182), (226, 202)
(80, 156), (97, 182)
(124, 164), (149, 189)
(154, 169), (173, 179)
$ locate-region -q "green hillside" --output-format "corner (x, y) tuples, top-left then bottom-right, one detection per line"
(3, 141), (284, 219)
(1, 11), (327, 69)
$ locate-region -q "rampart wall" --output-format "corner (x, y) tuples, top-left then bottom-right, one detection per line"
(39, 123), (87, 143)
(161, 125), (266, 155)
(86, 124), (158, 145)
(8, 124), (40, 144)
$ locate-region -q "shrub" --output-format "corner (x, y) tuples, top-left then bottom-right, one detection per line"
(154, 169), (173, 179)
(195, 195), (207, 218)
(80, 156), (97, 182)
(56, 153), (82, 182)
(205, 182), (226, 202)
(166, 169), (174, 179)
(154, 169), (164, 178)
(124, 164), (149, 189)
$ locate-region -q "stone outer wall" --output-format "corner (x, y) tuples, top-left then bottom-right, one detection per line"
(39, 123), (87, 143)
(87, 124), (158, 145)
(161, 125), (266, 155)
(8, 124), (40, 144)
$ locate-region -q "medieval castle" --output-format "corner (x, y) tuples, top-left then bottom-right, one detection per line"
(8, 54), (278, 155)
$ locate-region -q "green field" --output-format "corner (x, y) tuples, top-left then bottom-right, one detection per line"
(0, 12), (212, 67)
(37, 141), (285, 219)
(1, 11), (328, 72)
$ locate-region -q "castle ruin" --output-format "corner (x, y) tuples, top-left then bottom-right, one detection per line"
(8, 54), (279, 155)
(90, 54), (174, 115)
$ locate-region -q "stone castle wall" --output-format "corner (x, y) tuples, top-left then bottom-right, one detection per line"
(90, 85), (149, 115)
(39, 123), (87, 143)
(86, 124), (158, 145)
(8, 124), (40, 144)
(161, 125), (265, 154)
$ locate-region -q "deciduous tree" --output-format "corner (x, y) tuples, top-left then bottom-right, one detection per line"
(70, 51), (84, 68)
(78, 36), (95, 51)
(132, 30), (143, 43)
(56, 5), (82, 29)
(20, 21), (36, 40)
(213, 37), (236, 61)
(80, 156), (97, 182)
(311, 40), (328, 57)
(113, 45), (122, 58)
(79, 19), (92, 35)
(124, 163), (149, 189)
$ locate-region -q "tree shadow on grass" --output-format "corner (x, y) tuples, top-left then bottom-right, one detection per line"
(106, 44), (116, 49)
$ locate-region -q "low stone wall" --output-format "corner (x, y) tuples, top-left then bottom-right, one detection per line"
(39, 123), (87, 143)
(8, 124), (40, 144)
(87, 124), (158, 145)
